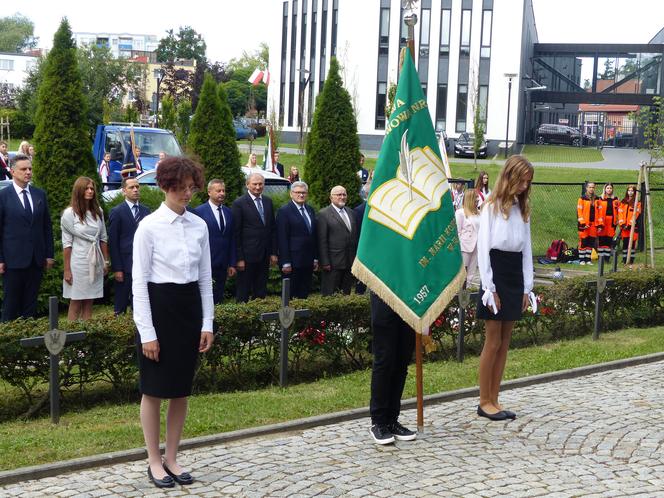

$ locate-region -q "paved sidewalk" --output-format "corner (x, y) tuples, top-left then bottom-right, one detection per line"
(3, 360), (664, 497)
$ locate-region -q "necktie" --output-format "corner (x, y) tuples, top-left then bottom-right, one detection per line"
(300, 206), (311, 233)
(22, 190), (32, 217)
(132, 204), (139, 221)
(339, 208), (351, 231)
(255, 197), (265, 224)
(217, 206), (225, 233)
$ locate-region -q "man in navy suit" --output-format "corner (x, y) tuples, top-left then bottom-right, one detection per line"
(276, 181), (318, 298)
(194, 179), (236, 303)
(232, 173), (277, 302)
(0, 154), (54, 321)
(108, 177), (151, 314)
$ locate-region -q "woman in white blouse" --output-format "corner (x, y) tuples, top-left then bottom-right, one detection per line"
(61, 177), (109, 320)
(132, 156), (214, 489)
(476, 155), (534, 422)
(455, 188), (480, 287)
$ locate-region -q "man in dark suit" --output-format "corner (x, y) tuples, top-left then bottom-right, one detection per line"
(276, 181), (318, 298)
(0, 154), (54, 321)
(273, 151), (285, 178)
(317, 185), (359, 296)
(108, 177), (151, 315)
(194, 179), (236, 303)
(232, 172), (277, 302)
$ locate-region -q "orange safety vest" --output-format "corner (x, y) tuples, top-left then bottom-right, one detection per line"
(597, 196), (619, 237)
(618, 200), (641, 239)
(577, 196), (604, 229)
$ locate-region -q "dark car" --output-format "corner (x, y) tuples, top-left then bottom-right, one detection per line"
(453, 132), (488, 158)
(234, 120), (257, 140)
(536, 124), (583, 146)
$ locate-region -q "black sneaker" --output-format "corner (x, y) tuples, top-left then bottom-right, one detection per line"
(370, 424), (395, 445)
(388, 421), (417, 441)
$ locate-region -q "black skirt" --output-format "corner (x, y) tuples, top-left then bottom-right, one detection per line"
(136, 282), (202, 398)
(477, 249), (524, 322)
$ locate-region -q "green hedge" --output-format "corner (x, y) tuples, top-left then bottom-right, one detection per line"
(1, 269), (663, 420)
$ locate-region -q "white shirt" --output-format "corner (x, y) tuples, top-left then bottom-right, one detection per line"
(477, 202), (533, 294)
(12, 182), (33, 211)
(208, 200), (226, 231)
(132, 203), (214, 343)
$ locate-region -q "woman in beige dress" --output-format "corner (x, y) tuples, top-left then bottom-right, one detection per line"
(62, 177), (109, 320)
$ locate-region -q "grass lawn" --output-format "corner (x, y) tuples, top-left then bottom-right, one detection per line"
(521, 145), (604, 163)
(0, 325), (662, 470)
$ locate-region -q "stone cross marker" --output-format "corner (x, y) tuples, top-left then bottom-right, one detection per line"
(260, 278), (310, 387)
(20, 296), (86, 424)
(586, 256), (614, 340)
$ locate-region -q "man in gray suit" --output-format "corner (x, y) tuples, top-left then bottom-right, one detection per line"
(317, 185), (359, 296)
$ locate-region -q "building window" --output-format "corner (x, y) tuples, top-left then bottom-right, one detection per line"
(456, 84), (468, 132)
(319, 0), (328, 91)
(480, 10), (492, 58)
(279, 1), (288, 127)
(420, 9), (431, 47)
(439, 9), (451, 55)
(379, 8), (390, 51)
(479, 85), (489, 122)
(460, 9), (471, 56)
(288, 0), (298, 127)
(436, 84), (447, 131)
(0, 59), (14, 71)
(331, 0), (338, 57)
(376, 82), (387, 129)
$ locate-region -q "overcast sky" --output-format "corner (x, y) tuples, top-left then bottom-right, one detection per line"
(14, 0), (664, 63)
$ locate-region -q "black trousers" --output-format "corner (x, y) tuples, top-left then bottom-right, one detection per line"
(320, 268), (355, 296)
(285, 266), (313, 299)
(114, 273), (132, 314)
(2, 264), (43, 322)
(369, 293), (416, 425)
(212, 269), (228, 304)
(236, 259), (269, 302)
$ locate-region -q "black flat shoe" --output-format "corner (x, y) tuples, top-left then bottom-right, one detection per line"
(164, 463), (194, 485)
(503, 410), (517, 419)
(477, 405), (509, 421)
(147, 466), (175, 488)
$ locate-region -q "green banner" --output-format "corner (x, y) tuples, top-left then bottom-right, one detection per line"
(352, 50), (465, 333)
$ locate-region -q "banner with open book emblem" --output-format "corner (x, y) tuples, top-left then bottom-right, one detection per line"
(352, 50), (465, 334)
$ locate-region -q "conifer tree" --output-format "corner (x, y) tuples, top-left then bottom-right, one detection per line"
(32, 18), (97, 225)
(188, 73), (243, 201)
(305, 57), (361, 207)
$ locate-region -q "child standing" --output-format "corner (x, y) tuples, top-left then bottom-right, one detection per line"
(455, 189), (480, 287)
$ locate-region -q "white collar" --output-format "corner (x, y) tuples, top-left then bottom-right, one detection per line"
(12, 182), (29, 196)
(158, 202), (189, 224)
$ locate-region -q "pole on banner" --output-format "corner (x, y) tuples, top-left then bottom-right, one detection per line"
(403, 1), (424, 434)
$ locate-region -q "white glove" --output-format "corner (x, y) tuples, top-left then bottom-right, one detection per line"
(528, 292), (538, 313)
(482, 289), (498, 314)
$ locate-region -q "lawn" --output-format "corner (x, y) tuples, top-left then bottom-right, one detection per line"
(0, 325), (662, 470)
(521, 144), (604, 163)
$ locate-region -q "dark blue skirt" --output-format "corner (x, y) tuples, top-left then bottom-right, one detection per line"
(477, 249), (524, 321)
(136, 282), (202, 398)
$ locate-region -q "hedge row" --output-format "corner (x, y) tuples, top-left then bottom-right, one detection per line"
(1, 269), (663, 419)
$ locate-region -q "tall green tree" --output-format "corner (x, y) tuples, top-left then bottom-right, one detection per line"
(305, 58), (361, 207)
(32, 19), (96, 226)
(156, 26), (207, 65)
(176, 99), (192, 148)
(0, 14), (37, 53)
(159, 95), (177, 132)
(632, 96), (664, 166)
(188, 74), (243, 201)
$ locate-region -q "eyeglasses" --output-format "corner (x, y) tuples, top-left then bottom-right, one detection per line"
(292, 191), (307, 195)
(177, 185), (198, 193)
(332, 193), (347, 197)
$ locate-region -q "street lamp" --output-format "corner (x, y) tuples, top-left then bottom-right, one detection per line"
(504, 72), (518, 159)
(153, 67), (165, 127)
(296, 68), (311, 152)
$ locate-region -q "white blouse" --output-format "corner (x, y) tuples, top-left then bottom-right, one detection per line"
(132, 203), (214, 343)
(477, 201), (533, 294)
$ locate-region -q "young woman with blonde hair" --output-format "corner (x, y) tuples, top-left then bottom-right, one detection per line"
(476, 155), (534, 421)
(455, 188), (480, 287)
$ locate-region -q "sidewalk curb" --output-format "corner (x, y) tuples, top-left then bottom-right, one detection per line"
(2, 352), (663, 486)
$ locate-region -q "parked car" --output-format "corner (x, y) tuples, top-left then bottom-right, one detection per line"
(536, 124), (583, 146)
(102, 167), (291, 202)
(453, 132), (488, 158)
(234, 120), (257, 140)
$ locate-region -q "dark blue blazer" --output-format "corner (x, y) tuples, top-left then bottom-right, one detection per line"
(108, 201), (150, 274)
(0, 184), (54, 269)
(276, 201), (317, 268)
(193, 202), (236, 272)
(231, 193), (277, 263)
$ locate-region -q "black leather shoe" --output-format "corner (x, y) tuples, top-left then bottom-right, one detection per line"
(503, 410), (517, 419)
(147, 466), (175, 488)
(164, 463), (194, 485)
(477, 405), (509, 421)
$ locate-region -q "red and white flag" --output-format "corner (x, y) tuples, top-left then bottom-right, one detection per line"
(248, 68), (270, 86)
(262, 69), (270, 85)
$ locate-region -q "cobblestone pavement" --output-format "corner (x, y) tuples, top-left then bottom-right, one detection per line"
(3, 361), (664, 497)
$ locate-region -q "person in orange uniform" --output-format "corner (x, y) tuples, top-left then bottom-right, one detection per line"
(618, 185), (641, 265)
(596, 183), (620, 260)
(577, 182), (604, 265)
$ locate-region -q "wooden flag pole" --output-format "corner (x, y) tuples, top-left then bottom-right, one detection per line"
(404, 2), (424, 434)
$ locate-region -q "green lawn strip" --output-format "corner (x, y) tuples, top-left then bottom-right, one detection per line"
(521, 145), (604, 163)
(0, 326), (662, 471)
